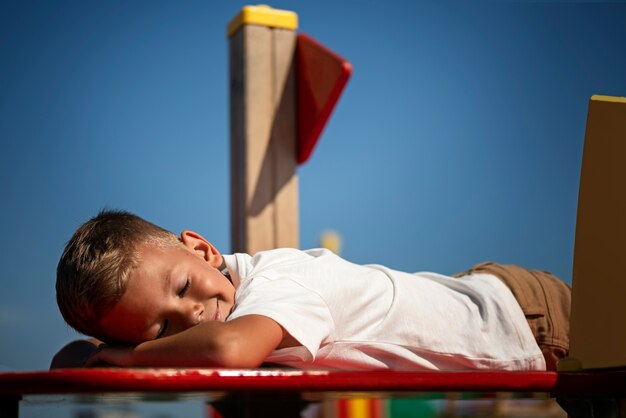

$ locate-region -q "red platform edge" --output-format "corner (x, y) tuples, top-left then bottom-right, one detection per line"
(1, 369), (625, 397)
(296, 33), (352, 165)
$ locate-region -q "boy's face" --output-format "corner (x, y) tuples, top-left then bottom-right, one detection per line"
(99, 231), (235, 344)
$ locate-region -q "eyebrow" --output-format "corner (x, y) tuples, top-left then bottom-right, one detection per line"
(163, 272), (172, 294)
(154, 270), (173, 340)
(162, 264), (177, 294)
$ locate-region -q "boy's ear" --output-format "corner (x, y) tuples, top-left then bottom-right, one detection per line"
(180, 230), (223, 268)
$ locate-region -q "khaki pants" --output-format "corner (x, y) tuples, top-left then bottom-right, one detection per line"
(454, 262), (571, 371)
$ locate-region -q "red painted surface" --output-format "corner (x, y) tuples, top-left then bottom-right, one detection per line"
(296, 33), (352, 165)
(337, 399), (349, 418)
(1, 369), (624, 397)
(370, 398), (382, 418)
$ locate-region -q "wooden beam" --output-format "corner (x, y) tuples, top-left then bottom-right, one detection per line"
(569, 95), (626, 370)
(228, 6), (299, 254)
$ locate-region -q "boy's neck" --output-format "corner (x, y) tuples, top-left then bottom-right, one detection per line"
(218, 260), (232, 284)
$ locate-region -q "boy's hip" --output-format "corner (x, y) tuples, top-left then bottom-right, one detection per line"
(454, 261), (571, 371)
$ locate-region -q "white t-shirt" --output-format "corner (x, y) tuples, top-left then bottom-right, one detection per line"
(223, 248), (545, 371)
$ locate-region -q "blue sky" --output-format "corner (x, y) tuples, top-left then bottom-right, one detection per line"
(1, 0), (626, 382)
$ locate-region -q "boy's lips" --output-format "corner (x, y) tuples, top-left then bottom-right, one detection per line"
(213, 300), (221, 321)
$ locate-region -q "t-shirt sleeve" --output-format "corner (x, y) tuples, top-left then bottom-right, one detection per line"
(227, 276), (333, 361)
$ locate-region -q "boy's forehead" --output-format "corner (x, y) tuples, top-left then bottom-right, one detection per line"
(132, 243), (188, 282)
(135, 241), (186, 263)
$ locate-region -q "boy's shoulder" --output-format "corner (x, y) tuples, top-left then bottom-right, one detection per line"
(236, 247), (335, 264)
(225, 248), (341, 280)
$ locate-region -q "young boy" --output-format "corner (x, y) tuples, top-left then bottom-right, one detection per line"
(54, 210), (570, 371)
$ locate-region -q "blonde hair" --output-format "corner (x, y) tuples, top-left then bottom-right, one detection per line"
(56, 209), (180, 341)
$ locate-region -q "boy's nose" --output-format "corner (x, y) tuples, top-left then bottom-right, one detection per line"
(185, 302), (204, 327)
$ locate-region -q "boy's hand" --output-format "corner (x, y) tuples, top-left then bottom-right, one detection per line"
(85, 344), (135, 368)
(50, 339), (102, 369)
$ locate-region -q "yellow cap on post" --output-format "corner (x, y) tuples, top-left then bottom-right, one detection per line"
(591, 94), (626, 104)
(227, 5), (298, 38)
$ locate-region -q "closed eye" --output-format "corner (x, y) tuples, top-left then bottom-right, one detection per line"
(178, 279), (190, 297)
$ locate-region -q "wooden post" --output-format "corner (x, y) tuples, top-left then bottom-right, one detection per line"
(228, 5), (299, 254)
(568, 95), (626, 370)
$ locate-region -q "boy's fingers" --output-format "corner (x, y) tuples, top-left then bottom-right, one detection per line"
(84, 345), (106, 367)
(84, 352), (99, 367)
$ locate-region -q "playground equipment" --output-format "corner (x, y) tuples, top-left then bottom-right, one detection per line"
(1, 5), (626, 418)
(228, 4), (351, 255)
(567, 95), (626, 372)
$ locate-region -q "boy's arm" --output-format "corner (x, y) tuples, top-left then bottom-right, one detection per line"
(86, 314), (287, 368)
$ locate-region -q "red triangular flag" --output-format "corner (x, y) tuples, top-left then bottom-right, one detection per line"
(296, 33), (352, 165)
